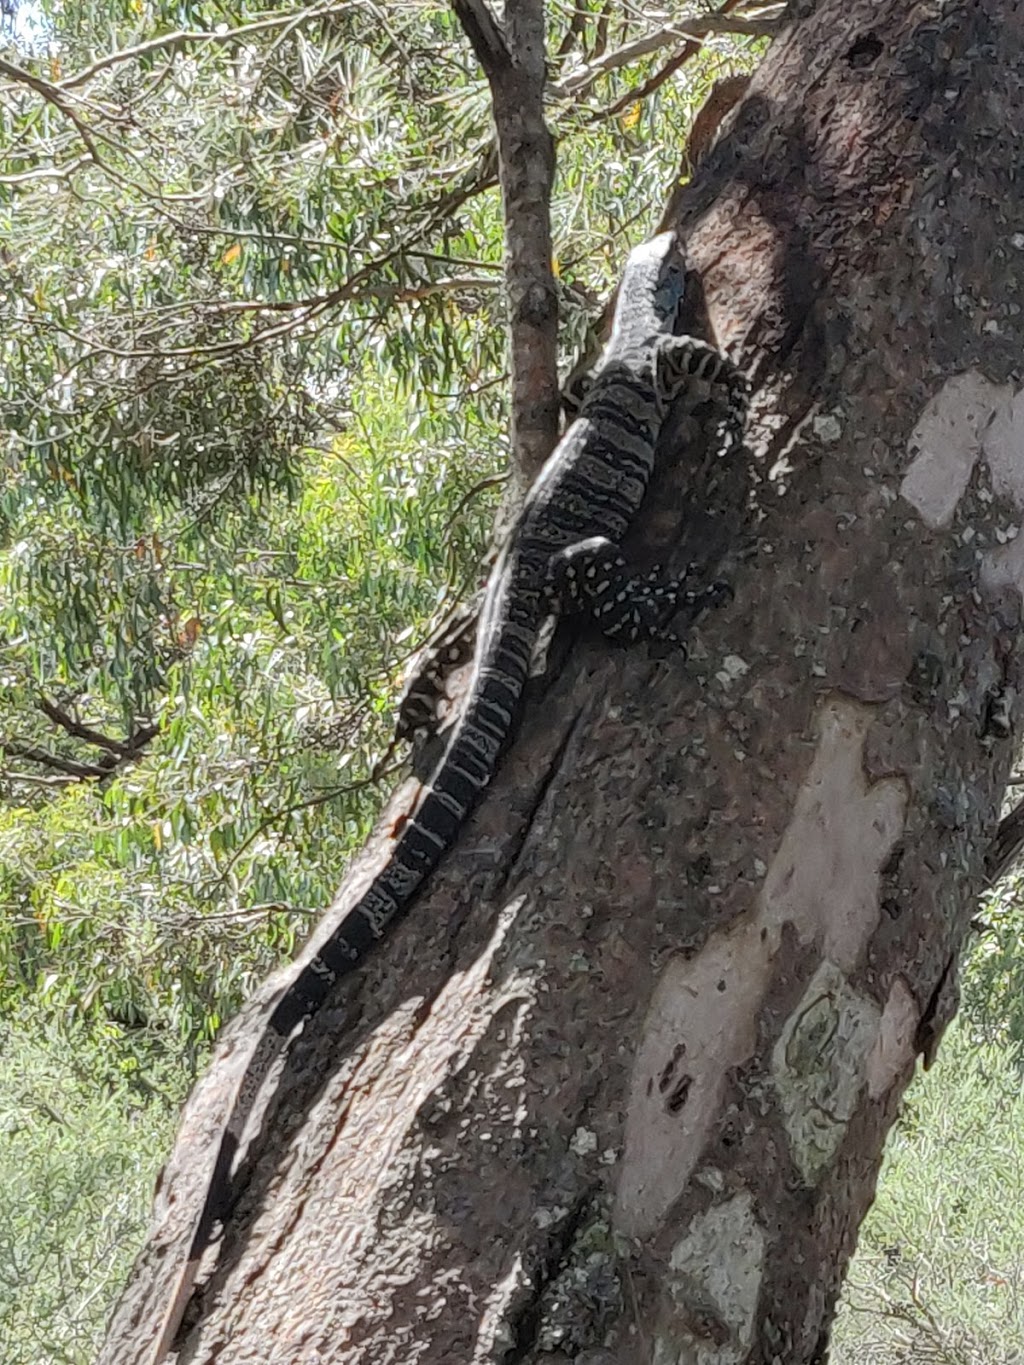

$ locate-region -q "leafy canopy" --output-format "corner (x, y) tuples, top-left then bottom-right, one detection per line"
(0, 0), (754, 1047)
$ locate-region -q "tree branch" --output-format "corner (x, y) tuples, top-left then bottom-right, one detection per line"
(0, 54), (106, 154)
(553, 5), (784, 100)
(35, 698), (159, 759)
(36, 697), (134, 756)
(451, 0), (512, 76)
(2, 709), (160, 783)
(594, 0), (750, 123)
(986, 798), (1024, 885)
(452, 0), (560, 492)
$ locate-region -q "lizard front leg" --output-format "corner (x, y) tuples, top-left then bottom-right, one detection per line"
(547, 536), (732, 644)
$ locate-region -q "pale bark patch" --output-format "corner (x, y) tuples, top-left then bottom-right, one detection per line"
(980, 386), (1024, 594)
(981, 386), (1024, 506)
(900, 370), (1010, 528)
(615, 921), (767, 1239)
(760, 698), (908, 973)
(616, 700), (907, 1236)
(900, 370), (1024, 594)
(653, 1191), (764, 1365)
(982, 532), (1024, 597)
(771, 960), (881, 1185)
(865, 976), (919, 1100)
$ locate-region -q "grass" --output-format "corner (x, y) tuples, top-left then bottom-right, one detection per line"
(833, 1022), (1024, 1365)
(0, 1011), (183, 1365)
(2, 929), (1023, 1362)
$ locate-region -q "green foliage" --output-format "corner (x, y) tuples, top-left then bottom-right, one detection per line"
(0, 0), (760, 1355)
(0, 0), (757, 1052)
(960, 870), (1024, 1058)
(0, 1006), (185, 1365)
(0, 365), (500, 1054)
(834, 878), (1024, 1363)
(834, 1020), (1024, 1365)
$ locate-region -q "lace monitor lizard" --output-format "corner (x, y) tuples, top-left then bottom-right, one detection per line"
(396, 254), (740, 747)
(152, 229), (745, 1361)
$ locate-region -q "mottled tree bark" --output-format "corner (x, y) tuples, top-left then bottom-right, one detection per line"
(105, 1), (1024, 1361)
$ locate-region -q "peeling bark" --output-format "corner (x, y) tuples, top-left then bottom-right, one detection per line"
(105, 1), (1024, 1362)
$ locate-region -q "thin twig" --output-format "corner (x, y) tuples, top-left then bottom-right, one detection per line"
(553, 6), (782, 99)
(0, 155), (90, 187)
(2, 770), (78, 787)
(215, 757), (406, 884)
(594, 0), (749, 122)
(55, 2), (362, 91)
(1, 741), (110, 780)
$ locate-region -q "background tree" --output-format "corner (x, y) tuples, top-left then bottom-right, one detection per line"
(3, 1), (1024, 1363)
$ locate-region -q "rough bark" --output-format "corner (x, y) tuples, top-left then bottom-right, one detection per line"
(106, 0), (1024, 1361)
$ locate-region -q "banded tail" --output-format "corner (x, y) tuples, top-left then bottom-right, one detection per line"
(270, 562), (539, 1035)
(146, 229), (718, 1365)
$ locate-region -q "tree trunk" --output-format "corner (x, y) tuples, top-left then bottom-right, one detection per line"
(105, 0), (1024, 1360)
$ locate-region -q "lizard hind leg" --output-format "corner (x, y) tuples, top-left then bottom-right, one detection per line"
(395, 591), (483, 744)
(655, 334), (748, 437)
(547, 536), (731, 644)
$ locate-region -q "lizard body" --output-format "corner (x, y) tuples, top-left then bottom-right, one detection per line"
(150, 230), (745, 1362)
